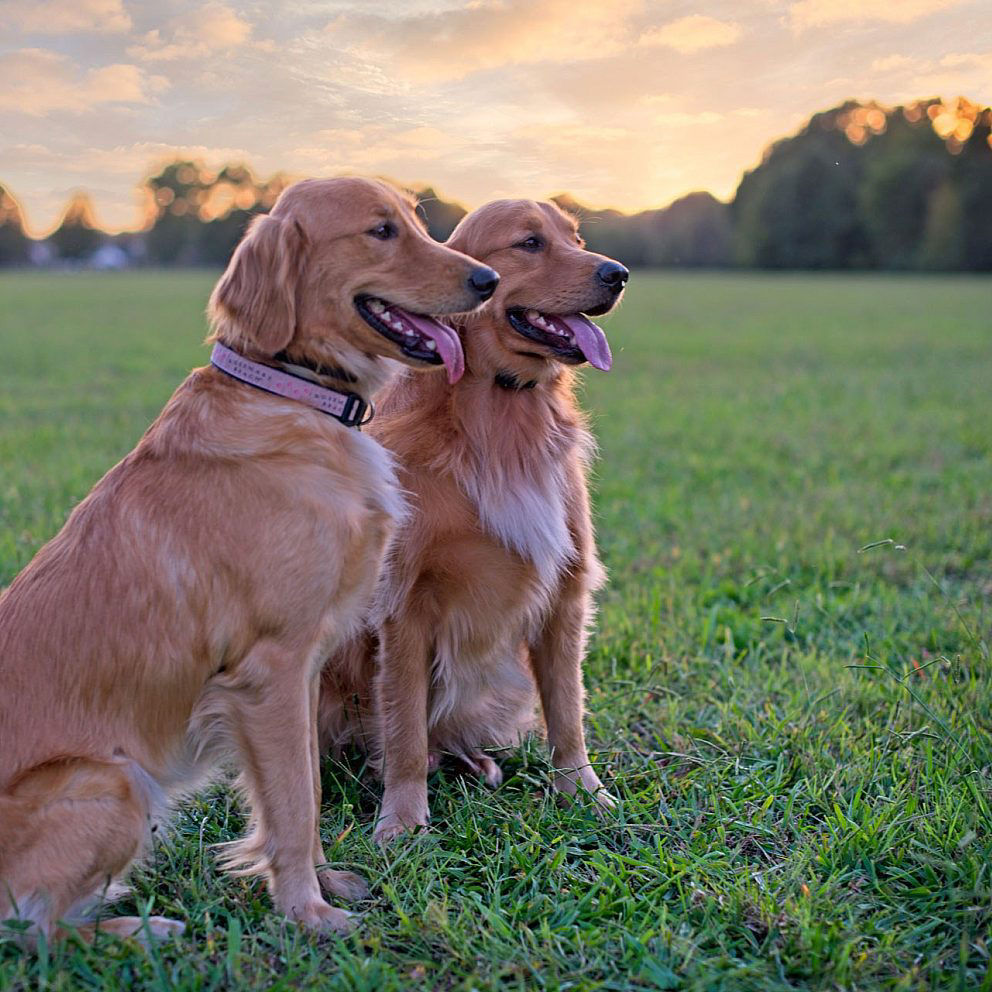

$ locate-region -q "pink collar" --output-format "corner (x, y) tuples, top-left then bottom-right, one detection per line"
(210, 342), (371, 428)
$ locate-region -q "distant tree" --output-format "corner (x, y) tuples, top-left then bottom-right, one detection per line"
(48, 192), (103, 261)
(557, 192), (731, 268)
(144, 161), (218, 265)
(414, 188), (466, 241)
(142, 161), (285, 265)
(952, 110), (992, 271)
(858, 112), (949, 269)
(554, 195), (648, 267)
(197, 209), (258, 266)
(733, 105), (869, 269)
(0, 184), (29, 266)
(732, 98), (992, 270)
(640, 192), (732, 267)
(918, 181), (965, 270)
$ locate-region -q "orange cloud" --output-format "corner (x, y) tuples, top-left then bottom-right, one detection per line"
(0, 50), (167, 115)
(789, 0), (964, 30)
(3, 0), (130, 34)
(323, 0), (641, 81)
(129, 3), (256, 62)
(639, 16), (742, 54)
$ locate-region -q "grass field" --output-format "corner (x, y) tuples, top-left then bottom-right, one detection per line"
(0, 270), (990, 991)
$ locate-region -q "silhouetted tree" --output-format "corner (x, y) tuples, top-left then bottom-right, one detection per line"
(49, 192), (103, 261)
(641, 192), (732, 267)
(6, 95), (990, 272)
(0, 184), (29, 266)
(733, 98), (992, 270)
(918, 181), (965, 270)
(142, 161), (284, 265)
(556, 192), (731, 268)
(414, 188), (466, 241)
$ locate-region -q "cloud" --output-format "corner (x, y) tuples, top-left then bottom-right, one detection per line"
(871, 55), (917, 73)
(128, 3), (258, 62)
(0, 50), (168, 115)
(62, 142), (260, 177)
(789, 0), (964, 30)
(322, 0), (642, 81)
(905, 51), (992, 99)
(639, 16), (742, 54)
(2, 0), (131, 34)
(939, 51), (992, 72)
(654, 110), (725, 126)
(863, 50), (992, 100)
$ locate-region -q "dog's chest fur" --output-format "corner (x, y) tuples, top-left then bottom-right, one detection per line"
(457, 393), (593, 601)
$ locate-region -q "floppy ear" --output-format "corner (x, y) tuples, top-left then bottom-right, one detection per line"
(445, 221), (473, 259)
(208, 213), (306, 355)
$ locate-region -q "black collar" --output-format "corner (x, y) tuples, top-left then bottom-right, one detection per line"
(494, 371), (538, 391)
(274, 349), (358, 384)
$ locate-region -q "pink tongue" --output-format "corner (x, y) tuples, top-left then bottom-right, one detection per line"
(556, 314), (613, 371)
(396, 310), (465, 383)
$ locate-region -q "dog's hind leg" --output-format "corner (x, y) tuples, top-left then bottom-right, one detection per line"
(449, 749), (503, 788)
(0, 756), (184, 946)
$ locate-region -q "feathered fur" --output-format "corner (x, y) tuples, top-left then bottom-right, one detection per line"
(318, 200), (627, 842)
(0, 176), (489, 942)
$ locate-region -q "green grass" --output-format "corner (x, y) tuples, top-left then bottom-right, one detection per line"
(1, 270), (990, 991)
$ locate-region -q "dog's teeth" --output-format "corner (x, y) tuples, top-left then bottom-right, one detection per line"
(526, 309), (541, 321)
(425, 339), (437, 351)
(368, 300), (385, 315)
(404, 329), (416, 338)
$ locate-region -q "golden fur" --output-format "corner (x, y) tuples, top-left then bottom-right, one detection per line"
(0, 177), (491, 943)
(318, 200), (627, 842)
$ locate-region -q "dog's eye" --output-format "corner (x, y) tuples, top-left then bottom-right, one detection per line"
(516, 236), (544, 253)
(368, 222), (397, 240)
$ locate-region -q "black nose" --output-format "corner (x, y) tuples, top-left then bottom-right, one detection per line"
(597, 261), (629, 293)
(468, 266), (499, 301)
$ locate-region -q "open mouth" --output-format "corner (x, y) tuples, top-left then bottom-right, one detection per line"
(356, 295), (464, 383)
(506, 308), (613, 371)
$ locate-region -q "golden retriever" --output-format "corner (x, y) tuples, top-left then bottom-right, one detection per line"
(318, 199), (628, 842)
(0, 177), (498, 943)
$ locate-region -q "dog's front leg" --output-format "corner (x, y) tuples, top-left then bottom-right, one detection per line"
(374, 615), (431, 845)
(530, 575), (616, 811)
(309, 669), (370, 903)
(227, 642), (357, 932)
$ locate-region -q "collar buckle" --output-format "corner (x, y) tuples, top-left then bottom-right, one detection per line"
(340, 393), (374, 428)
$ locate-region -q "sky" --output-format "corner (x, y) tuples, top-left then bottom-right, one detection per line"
(1, 0), (990, 235)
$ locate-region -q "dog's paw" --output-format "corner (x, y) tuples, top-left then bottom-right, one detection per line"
(554, 765), (618, 815)
(590, 786), (620, 816)
(287, 900), (357, 935)
(459, 750), (503, 788)
(373, 815), (429, 847)
(84, 915), (185, 947)
(376, 784), (430, 847)
(316, 868), (370, 903)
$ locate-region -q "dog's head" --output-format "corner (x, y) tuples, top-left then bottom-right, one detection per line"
(446, 199), (627, 382)
(208, 177), (498, 383)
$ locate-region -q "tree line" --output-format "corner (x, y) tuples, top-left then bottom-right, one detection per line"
(1, 97), (989, 271)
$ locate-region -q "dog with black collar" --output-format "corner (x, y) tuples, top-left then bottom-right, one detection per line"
(318, 198), (628, 843)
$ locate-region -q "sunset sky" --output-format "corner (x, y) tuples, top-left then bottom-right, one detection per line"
(2, 0), (990, 234)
